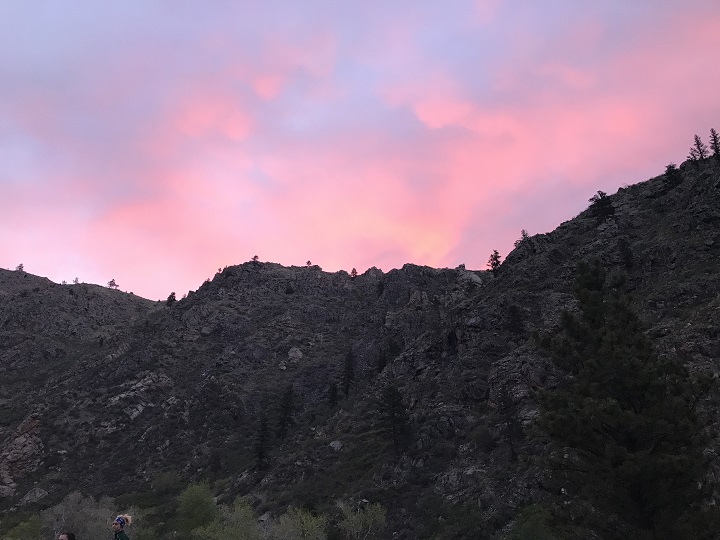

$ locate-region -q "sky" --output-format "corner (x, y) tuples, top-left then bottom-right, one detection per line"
(1, 1), (719, 300)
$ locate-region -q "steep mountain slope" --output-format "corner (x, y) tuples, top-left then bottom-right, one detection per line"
(1, 159), (719, 538)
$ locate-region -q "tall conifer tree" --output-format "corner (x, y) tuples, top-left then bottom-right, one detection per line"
(709, 128), (720, 159)
(537, 260), (715, 538)
(379, 382), (410, 456)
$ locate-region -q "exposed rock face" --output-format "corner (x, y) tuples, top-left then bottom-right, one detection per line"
(19, 487), (47, 505)
(1, 160), (719, 537)
(0, 415), (43, 498)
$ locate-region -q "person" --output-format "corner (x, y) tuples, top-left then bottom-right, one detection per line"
(111, 514), (132, 539)
(58, 534), (76, 540)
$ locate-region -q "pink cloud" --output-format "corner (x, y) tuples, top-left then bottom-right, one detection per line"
(3, 2), (720, 299)
(176, 101), (252, 140)
(252, 75), (284, 100)
(473, 0), (501, 25)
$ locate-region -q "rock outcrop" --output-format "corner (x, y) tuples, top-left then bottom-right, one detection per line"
(1, 159), (719, 538)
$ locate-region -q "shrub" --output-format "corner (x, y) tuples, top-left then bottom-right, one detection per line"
(175, 483), (219, 538)
(587, 190), (614, 220)
(192, 498), (261, 540)
(268, 507), (327, 540)
(337, 501), (386, 540)
(5, 515), (41, 540)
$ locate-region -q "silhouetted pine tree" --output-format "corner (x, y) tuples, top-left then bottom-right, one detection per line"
(378, 382), (410, 456)
(513, 229), (530, 248)
(688, 134), (709, 161)
(537, 260), (716, 538)
(487, 250), (501, 276)
(709, 128), (720, 159)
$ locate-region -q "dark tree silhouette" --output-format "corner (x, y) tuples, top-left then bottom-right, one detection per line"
(588, 190), (615, 220)
(664, 163), (683, 188)
(107, 279), (119, 289)
(709, 128), (720, 159)
(350, 268), (358, 279)
(537, 260), (716, 537)
(378, 382), (410, 456)
(487, 250), (501, 276)
(688, 134), (709, 161)
(513, 229), (530, 248)
(166, 292), (177, 306)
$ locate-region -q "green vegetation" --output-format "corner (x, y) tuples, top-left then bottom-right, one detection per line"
(5, 514), (41, 540)
(176, 483), (219, 538)
(336, 501), (386, 539)
(536, 260), (717, 538)
(1, 486), (388, 540)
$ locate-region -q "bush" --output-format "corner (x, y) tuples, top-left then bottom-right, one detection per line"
(268, 506), (327, 540)
(337, 501), (386, 540)
(40, 492), (123, 539)
(5, 515), (41, 540)
(192, 498), (261, 540)
(175, 483), (219, 538)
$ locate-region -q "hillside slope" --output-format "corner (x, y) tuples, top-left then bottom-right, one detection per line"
(1, 159), (719, 538)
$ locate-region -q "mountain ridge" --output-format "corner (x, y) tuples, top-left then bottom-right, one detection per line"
(1, 158), (719, 538)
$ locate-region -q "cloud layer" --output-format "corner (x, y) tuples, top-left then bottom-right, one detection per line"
(1, 1), (719, 299)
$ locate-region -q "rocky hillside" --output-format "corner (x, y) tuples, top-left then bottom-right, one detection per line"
(1, 159), (719, 537)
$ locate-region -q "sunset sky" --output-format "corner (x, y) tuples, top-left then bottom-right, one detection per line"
(1, 1), (719, 300)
